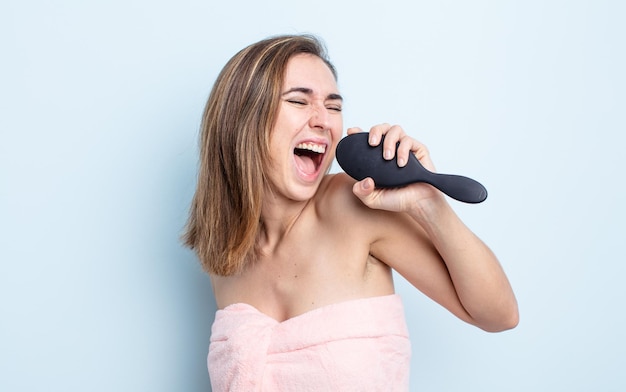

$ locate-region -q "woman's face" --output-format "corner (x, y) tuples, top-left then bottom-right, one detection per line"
(266, 53), (343, 202)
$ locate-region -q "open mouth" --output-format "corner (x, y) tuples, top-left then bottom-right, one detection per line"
(294, 142), (326, 177)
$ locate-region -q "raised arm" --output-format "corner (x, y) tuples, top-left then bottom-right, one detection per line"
(349, 124), (519, 332)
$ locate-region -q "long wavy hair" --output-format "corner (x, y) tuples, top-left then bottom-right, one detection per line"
(183, 34), (337, 276)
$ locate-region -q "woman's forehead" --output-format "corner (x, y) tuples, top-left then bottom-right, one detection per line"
(282, 54), (339, 95)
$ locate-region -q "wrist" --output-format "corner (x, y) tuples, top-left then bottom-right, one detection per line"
(407, 194), (453, 227)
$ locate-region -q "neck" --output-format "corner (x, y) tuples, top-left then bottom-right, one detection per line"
(258, 188), (310, 255)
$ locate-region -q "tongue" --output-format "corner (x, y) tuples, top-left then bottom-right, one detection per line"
(295, 154), (316, 175)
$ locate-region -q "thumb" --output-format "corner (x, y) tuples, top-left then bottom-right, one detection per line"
(352, 177), (376, 200)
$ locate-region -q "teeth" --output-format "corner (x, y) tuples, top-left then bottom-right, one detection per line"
(296, 143), (326, 154)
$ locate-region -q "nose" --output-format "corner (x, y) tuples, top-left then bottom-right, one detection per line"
(308, 103), (330, 130)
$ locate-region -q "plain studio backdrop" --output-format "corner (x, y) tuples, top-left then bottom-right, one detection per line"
(1, 0), (624, 391)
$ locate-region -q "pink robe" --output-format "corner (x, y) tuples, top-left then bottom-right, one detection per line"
(208, 294), (411, 391)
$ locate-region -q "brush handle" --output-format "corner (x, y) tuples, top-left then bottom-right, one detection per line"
(417, 166), (488, 204)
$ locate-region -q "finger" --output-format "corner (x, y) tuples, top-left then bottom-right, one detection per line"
(381, 124), (405, 161)
(367, 123), (391, 146)
(415, 143), (430, 161)
(352, 177), (376, 200)
(410, 142), (437, 172)
(396, 136), (422, 167)
(346, 127), (363, 135)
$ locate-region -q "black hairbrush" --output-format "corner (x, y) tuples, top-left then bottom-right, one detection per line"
(335, 132), (488, 204)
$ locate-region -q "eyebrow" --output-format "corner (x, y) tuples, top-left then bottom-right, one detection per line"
(282, 87), (343, 101)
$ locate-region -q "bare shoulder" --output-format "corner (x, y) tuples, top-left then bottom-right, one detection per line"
(314, 173), (396, 243)
(315, 173), (435, 266)
(315, 173), (371, 221)
(316, 173), (357, 206)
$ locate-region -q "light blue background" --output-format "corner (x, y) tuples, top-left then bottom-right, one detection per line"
(2, 1), (624, 391)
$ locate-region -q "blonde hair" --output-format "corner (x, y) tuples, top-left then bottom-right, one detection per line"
(183, 34), (337, 276)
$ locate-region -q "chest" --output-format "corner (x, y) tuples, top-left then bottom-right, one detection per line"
(212, 204), (393, 320)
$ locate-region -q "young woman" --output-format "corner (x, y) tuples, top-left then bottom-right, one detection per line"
(184, 34), (518, 391)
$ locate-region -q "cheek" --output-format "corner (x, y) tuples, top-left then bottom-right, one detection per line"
(332, 118), (344, 138)
(268, 133), (293, 166)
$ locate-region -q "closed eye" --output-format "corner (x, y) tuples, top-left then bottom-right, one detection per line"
(327, 105), (342, 112)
